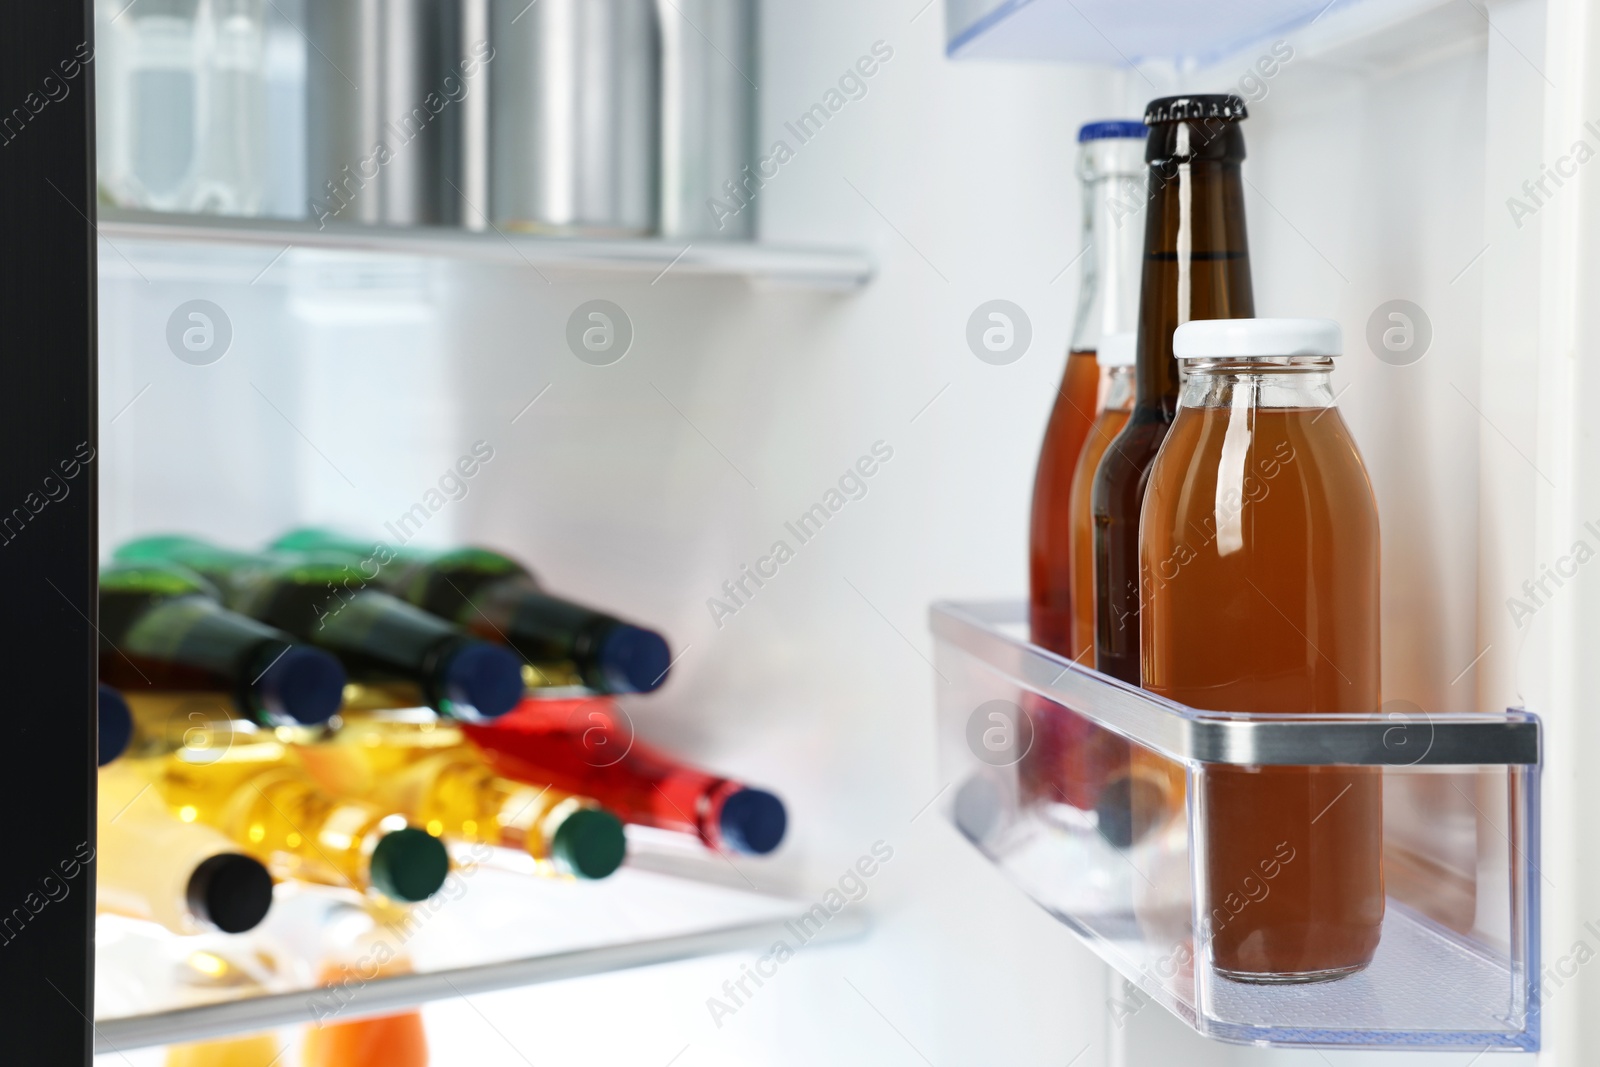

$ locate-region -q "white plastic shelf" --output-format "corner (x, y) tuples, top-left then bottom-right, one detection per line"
(95, 208), (875, 291)
(94, 838), (868, 1053)
(931, 600), (1541, 1052)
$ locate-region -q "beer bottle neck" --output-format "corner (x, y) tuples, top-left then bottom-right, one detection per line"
(1136, 152), (1255, 413)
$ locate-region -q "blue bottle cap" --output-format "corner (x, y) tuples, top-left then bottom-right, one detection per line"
(1077, 120), (1148, 142)
(97, 684), (133, 767)
(442, 641), (525, 720)
(597, 624), (672, 694)
(255, 645), (347, 726)
(719, 788), (787, 855)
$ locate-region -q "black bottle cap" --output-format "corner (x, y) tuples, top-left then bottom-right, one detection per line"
(97, 684), (133, 767)
(369, 827), (451, 902)
(255, 645), (347, 725)
(719, 788), (787, 855)
(186, 853), (275, 934)
(1144, 95), (1249, 124)
(550, 808), (627, 879)
(441, 641), (525, 720)
(596, 624), (672, 694)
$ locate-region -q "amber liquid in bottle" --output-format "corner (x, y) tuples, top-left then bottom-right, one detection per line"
(1142, 398), (1383, 981)
(1029, 349), (1103, 652)
(1092, 114), (1255, 685)
(1067, 365), (1133, 662)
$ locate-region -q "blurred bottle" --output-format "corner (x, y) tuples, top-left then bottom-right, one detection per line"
(298, 898), (430, 1067)
(151, 730), (450, 902)
(463, 697), (787, 856)
(299, 708), (627, 879)
(99, 561), (347, 728)
(1029, 120), (1146, 654)
(271, 528), (672, 695)
(113, 536), (523, 721)
(165, 1033), (285, 1067)
(98, 762), (275, 935)
(99, 684), (134, 767)
(192, 0), (268, 214)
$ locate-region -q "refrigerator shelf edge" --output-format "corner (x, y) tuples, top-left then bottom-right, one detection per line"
(95, 910), (870, 1053)
(929, 600), (1541, 767)
(97, 208), (876, 291)
(943, 0), (1477, 73)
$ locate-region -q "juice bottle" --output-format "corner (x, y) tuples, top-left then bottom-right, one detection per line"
(151, 728), (451, 903)
(1141, 317), (1383, 982)
(1092, 95), (1254, 686)
(297, 707), (627, 879)
(1029, 120), (1145, 653)
(98, 762), (275, 935)
(1067, 332), (1136, 663)
(463, 696), (787, 855)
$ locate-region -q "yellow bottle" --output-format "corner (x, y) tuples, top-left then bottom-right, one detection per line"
(151, 728), (450, 904)
(97, 763), (274, 935)
(165, 1033), (285, 1067)
(120, 690), (332, 761)
(298, 709), (627, 880)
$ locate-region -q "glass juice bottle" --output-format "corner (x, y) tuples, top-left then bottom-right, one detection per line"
(1092, 96), (1254, 686)
(297, 708), (628, 880)
(1067, 332), (1136, 663)
(463, 697), (788, 856)
(97, 762), (275, 935)
(1029, 120), (1146, 654)
(152, 729), (451, 903)
(1141, 318), (1383, 982)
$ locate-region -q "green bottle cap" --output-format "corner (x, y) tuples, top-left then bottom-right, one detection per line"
(369, 827), (451, 902)
(550, 808), (627, 880)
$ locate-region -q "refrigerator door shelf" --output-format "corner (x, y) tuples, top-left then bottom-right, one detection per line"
(930, 599), (1540, 1052)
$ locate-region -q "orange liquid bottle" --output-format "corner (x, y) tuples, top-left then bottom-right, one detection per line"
(1141, 318), (1383, 982)
(1029, 120), (1146, 653)
(1066, 333), (1135, 663)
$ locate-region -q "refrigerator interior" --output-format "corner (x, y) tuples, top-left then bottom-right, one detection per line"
(92, 0), (1573, 1063)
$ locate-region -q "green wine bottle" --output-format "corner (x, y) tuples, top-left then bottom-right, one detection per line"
(114, 536), (523, 721)
(271, 528), (672, 694)
(99, 561), (346, 727)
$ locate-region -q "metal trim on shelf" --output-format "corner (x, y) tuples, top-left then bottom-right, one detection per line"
(97, 209), (876, 290)
(95, 910), (871, 1053)
(930, 600), (1541, 767)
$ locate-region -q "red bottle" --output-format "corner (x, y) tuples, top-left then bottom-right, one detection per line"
(462, 698), (787, 856)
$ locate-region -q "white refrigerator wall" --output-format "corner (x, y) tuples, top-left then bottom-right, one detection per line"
(94, 0), (1562, 1064)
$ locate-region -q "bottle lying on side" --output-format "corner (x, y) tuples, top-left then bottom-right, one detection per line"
(98, 762), (275, 935)
(99, 561), (347, 728)
(463, 697), (787, 857)
(113, 536), (524, 722)
(98, 684), (133, 767)
(297, 706), (627, 880)
(149, 724), (451, 904)
(270, 528), (673, 695)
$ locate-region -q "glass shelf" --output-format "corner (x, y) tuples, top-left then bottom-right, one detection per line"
(94, 832), (867, 1054)
(930, 600), (1541, 1052)
(943, 0), (1474, 71)
(95, 208), (875, 291)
